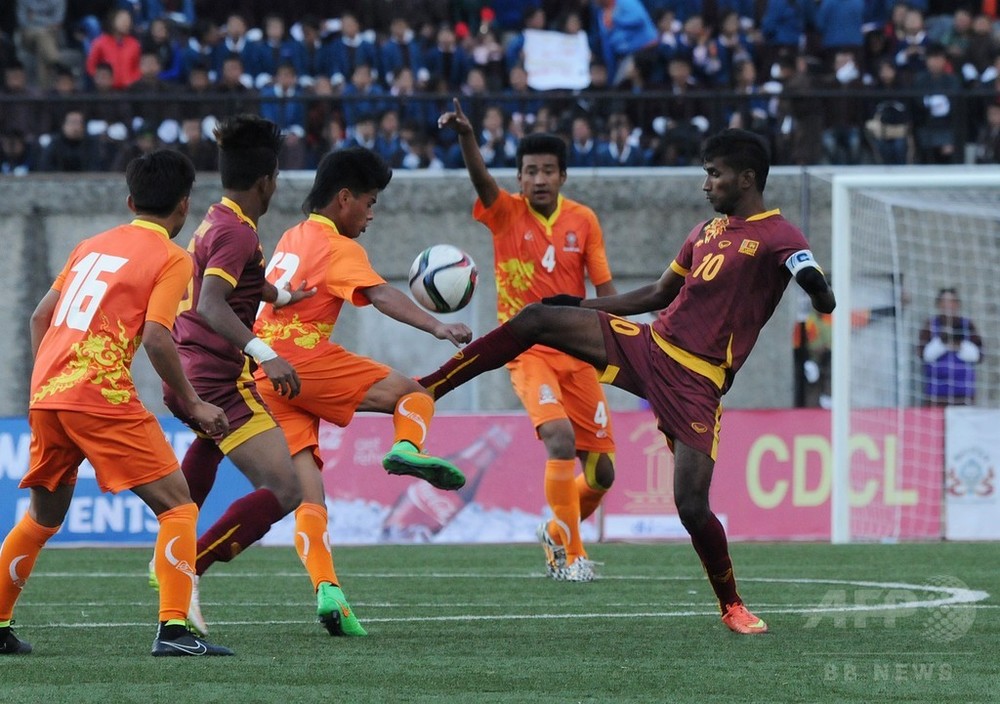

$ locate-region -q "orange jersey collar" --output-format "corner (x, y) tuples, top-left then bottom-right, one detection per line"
(308, 212), (341, 234)
(130, 218), (170, 239)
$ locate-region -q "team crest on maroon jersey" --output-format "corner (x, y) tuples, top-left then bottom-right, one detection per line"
(698, 217), (729, 246)
(739, 239), (760, 256)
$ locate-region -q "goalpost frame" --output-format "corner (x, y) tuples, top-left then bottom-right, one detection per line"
(829, 170), (1000, 544)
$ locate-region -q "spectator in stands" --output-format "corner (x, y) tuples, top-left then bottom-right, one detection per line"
(126, 0), (195, 30)
(673, 14), (716, 86)
(85, 7), (142, 89)
(45, 63), (79, 134)
(215, 54), (258, 115)
(344, 112), (378, 150)
(781, 54), (825, 165)
(341, 62), (388, 129)
(329, 12), (379, 87)
(760, 0), (809, 75)
(175, 115), (217, 170)
(1, 61), (41, 140)
(974, 102), (1000, 163)
(259, 61), (306, 135)
(402, 127), (446, 170)
(650, 55), (709, 162)
(38, 109), (104, 171)
(712, 10), (756, 88)
(912, 43), (961, 163)
(941, 9), (974, 76)
(181, 18), (223, 81)
(499, 64), (543, 126)
(127, 50), (177, 136)
(295, 14), (334, 80)
(591, 0), (658, 87)
(388, 66), (434, 135)
(894, 7), (931, 79)
(446, 103), (516, 168)
(87, 61), (132, 132)
(110, 124), (158, 171)
(504, 6), (546, 73)
(469, 27), (507, 91)
(248, 14), (305, 88)
(568, 114), (603, 167)
(961, 12), (1000, 80)
(379, 15), (428, 88)
(219, 13), (256, 83)
(16, 0), (66, 90)
(425, 23), (471, 91)
(724, 58), (772, 138)
(822, 51), (865, 164)
(375, 108), (404, 164)
(864, 58), (912, 164)
(0, 129), (35, 174)
(815, 0), (864, 69)
(597, 111), (647, 166)
(177, 60), (216, 120)
(142, 17), (183, 84)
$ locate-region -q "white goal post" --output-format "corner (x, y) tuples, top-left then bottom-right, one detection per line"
(830, 170), (1000, 544)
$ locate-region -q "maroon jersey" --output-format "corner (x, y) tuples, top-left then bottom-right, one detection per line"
(653, 209), (809, 390)
(172, 197), (267, 381)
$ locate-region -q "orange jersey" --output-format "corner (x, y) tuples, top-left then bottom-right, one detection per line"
(30, 219), (192, 416)
(474, 191), (613, 323)
(254, 213), (385, 364)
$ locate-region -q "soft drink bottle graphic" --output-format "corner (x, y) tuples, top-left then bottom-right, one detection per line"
(380, 425), (513, 541)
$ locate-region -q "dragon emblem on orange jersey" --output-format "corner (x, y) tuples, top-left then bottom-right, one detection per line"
(32, 316), (139, 405)
(256, 315), (333, 350)
(496, 258), (535, 322)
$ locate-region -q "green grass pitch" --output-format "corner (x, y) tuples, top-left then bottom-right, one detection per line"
(2, 542), (997, 703)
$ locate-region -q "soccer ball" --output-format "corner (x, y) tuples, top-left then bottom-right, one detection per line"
(408, 244), (478, 313)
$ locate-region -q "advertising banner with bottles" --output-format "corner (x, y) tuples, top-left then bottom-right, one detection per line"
(0, 409), (943, 545)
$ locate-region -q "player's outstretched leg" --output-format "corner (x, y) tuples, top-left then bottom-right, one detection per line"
(316, 583), (367, 637)
(381, 392), (465, 490)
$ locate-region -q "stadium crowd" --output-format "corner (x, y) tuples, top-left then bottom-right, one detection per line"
(2, 0), (999, 174)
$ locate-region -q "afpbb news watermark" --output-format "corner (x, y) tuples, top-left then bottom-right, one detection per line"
(803, 574), (980, 642)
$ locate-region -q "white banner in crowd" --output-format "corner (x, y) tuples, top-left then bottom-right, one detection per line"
(523, 29), (591, 91)
(944, 407), (1000, 539)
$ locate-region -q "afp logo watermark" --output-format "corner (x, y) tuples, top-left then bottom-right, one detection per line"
(804, 575), (980, 643)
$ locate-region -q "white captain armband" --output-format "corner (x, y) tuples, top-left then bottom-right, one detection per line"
(785, 249), (822, 276)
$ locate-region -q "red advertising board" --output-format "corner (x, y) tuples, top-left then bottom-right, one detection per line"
(303, 408), (943, 545)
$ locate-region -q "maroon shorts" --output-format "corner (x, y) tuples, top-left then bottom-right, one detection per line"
(597, 312), (722, 459)
(163, 364), (276, 455)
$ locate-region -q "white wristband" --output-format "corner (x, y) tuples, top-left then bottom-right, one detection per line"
(274, 287), (292, 307)
(244, 337), (278, 363)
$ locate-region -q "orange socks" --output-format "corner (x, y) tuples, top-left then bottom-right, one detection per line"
(155, 502), (198, 623)
(576, 473), (607, 521)
(0, 513), (59, 621)
(544, 459), (584, 561)
(393, 391), (434, 451)
(294, 503), (338, 590)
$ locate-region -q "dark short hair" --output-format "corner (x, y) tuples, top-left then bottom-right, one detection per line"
(126, 149), (196, 217)
(302, 146), (392, 214)
(516, 132), (567, 172)
(214, 115), (283, 190)
(701, 128), (770, 192)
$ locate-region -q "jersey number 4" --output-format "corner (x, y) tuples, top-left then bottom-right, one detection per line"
(55, 252), (128, 331)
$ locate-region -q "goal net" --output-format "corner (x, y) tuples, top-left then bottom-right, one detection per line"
(830, 171), (1000, 543)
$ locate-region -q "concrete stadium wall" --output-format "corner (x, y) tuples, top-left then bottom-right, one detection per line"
(0, 167), (832, 418)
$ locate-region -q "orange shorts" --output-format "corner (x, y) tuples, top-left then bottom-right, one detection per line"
(507, 346), (615, 453)
(255, 346), (391, 462)
(23, 409), (179, 494)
